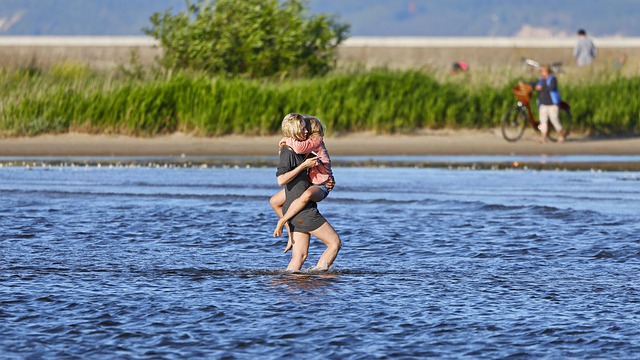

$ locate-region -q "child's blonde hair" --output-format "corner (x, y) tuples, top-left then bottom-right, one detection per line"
(306, 116), (325, 137)
(281, 113), (307, 141)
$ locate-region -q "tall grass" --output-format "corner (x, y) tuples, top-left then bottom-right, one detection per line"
(1, 63), (638, 136)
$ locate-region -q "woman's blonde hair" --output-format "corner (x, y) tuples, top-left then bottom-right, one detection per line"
(306, 116), (325, 137)
(281, 113), (307, 140)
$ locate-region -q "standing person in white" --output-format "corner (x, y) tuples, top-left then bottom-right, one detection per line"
(573, 29), (597, 66)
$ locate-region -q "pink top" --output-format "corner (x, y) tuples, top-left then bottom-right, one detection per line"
(282, 136), (333, 185)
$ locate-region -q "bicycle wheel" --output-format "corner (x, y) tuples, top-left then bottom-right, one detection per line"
(547, 102), (572, 142)
(501, 106), (527, 142)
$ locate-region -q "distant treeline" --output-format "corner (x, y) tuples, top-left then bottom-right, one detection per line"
(1, 64), (638, 136)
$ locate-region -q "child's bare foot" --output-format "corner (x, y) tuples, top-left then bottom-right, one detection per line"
(273, 218), (286, 237)
(283, 233), (294, 253)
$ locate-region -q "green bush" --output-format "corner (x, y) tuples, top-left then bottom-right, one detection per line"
(564, 77), (640, 134)
(143, 0), (349, 78)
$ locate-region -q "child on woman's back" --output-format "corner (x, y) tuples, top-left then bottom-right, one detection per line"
(269, 115), (334, 253)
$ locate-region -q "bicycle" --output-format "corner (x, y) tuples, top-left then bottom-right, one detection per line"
(501, 59), (572, 142)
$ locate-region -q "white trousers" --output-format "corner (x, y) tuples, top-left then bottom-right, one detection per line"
(538, 105), (562, 133)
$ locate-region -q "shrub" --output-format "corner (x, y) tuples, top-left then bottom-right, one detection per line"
(143, 0), (350, 78)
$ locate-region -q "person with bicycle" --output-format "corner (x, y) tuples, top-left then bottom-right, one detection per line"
(534, 64), (565, 143)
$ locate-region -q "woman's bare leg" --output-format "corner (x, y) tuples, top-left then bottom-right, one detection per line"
(309, 222), (342, 271)
(270, 189), (294, 252)
(287, 232), (310, 271)
(274, 186), (325, 237)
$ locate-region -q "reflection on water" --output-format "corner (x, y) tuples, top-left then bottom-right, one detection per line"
(1, 166), (639, 358)
(269, 273), (341, 294)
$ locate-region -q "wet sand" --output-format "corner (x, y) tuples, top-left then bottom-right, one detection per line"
(1, 129), (639, 157)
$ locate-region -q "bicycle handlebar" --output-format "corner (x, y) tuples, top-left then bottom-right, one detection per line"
(521, 57), (563, 73)
(521, 57), (541, 68)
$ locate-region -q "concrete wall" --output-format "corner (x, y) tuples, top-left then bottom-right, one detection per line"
(0, 37), (159, 69)
(337, 37), (640, 73)
(1, 36), (638, 72)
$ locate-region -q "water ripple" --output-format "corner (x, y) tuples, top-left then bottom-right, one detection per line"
(1, 167), (639, 358)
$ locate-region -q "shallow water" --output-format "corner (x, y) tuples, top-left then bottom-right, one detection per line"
(1, 165), (639, 358)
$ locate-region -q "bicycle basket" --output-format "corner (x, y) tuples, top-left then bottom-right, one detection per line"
(512, 83), (532, 102)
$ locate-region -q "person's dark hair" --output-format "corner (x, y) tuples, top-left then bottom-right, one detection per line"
(577, 29), (587, 36)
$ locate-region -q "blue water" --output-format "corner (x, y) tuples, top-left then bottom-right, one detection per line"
(1, 165), (639, 359)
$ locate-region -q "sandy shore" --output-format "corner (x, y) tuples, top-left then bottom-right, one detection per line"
(1, 129), (639, 157)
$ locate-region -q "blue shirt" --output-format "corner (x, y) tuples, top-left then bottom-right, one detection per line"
(536, 75), (561, 106)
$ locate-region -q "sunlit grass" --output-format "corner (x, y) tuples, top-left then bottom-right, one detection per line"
(1, 63), (638, 136)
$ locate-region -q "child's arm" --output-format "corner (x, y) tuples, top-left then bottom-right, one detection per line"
(285, 136), (323, 154)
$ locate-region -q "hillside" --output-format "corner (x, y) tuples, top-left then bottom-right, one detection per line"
(0, 0), (638, 37)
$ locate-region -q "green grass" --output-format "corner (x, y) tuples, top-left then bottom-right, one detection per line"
(1, 63), (638, 136)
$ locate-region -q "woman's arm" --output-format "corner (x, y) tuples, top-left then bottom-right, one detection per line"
(533, 78), (543, 91)
(277, 157), (318, 187)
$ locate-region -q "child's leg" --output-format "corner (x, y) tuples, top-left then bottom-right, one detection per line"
(273, 185), (326, 238)
(270, 189), (294, 251)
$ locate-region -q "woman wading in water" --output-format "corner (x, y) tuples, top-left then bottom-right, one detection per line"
(271, 113), (341, 271)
